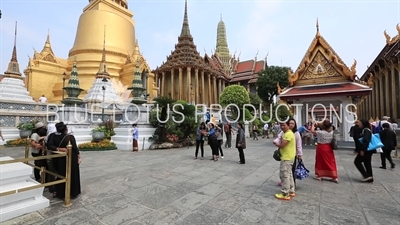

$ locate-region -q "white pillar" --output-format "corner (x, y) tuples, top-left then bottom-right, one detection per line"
(244, 121), (250, 138)
(294, 104), (303, 126)
(341, 98), (353, 142)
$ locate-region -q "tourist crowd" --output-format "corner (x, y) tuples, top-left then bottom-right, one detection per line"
(192, 114), (398, 200)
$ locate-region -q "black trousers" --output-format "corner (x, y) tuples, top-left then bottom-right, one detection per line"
(380, 148), (394, 168)
(354, 151), (373, 178)
(218, 140), (224, 156)
(237, 147), (245, 163)
(31, 152), (47, 181)
(195, 140), (204, 158)
(210, 140), (219, 156)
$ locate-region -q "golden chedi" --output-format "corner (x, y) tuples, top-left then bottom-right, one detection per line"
(24, 0), (158, 102)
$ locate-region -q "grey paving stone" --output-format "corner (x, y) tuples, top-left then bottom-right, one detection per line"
(1, 139), (400, 225)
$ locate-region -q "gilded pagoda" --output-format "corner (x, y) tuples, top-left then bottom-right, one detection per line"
(153, 0), (227, 105)
(213, 16), (267, 93)
(23, 0), (158, 102)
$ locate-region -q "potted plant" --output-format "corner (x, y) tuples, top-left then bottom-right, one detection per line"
(92, 126), (106, 142)
(17, 121), (35, 138)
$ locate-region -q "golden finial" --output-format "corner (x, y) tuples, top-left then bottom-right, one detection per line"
(277, 82), (282, 95)
(316, 18), (320, 37)
(367, 72), (374, 87)
(384, 30), (391, 44)
(397, 23), (400, 34)
(220, 13), (222, 21)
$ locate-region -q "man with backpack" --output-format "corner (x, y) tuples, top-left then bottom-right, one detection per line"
(373, 116), (393, 134)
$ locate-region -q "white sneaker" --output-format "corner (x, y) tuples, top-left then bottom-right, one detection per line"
(221, 156), (224, 159)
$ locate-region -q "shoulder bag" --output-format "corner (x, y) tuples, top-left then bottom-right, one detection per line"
(330, 132), (338, 150)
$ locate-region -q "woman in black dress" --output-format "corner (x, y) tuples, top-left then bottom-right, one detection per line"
(47, 122), (81, 199)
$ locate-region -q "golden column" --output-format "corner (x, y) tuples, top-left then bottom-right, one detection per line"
(218, 78), (221, 96)
(195, 69), (199, 104)
(379, 76), (384, 117)
(372, 80), (377, 117)
(201, 71), (205, 104)
(161, 72), (165, 96)
(208, 74), (211, 106)
(391, 65), (398, 118)
(385, 67), (390, 116)
(179, 68), (183, 100)
(213, 76), (218, 104)
(171, 69), (175, 99)
(187, 67), (191, 102)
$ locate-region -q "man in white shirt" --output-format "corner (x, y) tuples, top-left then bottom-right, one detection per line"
(263, 123), (269, 138)
(38, 95), (47, 103)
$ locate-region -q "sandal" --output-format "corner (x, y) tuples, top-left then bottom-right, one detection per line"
(330, 179), (338, 183)
(313, 176), (321, 181)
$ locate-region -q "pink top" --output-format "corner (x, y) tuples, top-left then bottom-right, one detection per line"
(277, 131), (303, 156)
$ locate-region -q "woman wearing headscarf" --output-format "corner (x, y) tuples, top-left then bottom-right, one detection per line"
(47, 122), (81, 199)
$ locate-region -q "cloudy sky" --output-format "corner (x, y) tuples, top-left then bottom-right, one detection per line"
(0, 0), (399, 78)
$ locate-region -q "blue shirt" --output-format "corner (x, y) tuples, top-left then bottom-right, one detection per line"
(298, 126), (306, 133)
(206, 113), (210, 120)
(208, 128), (216, 136)
(132, 127), (138, 140)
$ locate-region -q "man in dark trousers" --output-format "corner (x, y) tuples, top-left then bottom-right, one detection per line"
(351, 121), (363, 154)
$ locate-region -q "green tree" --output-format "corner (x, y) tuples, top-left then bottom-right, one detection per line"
(152, 96), (176, 143)
(256, 66), (292, 106)
(249, 92), (262, 110)
(219, 85), (250, 120)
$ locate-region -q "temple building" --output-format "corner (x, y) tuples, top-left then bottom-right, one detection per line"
(357, 24), (400, 121)
(278, 21), (372, 141)
(23, 0), (158, 102)
(0, 22), (34, 103)
(153, 0), (227, 105)
(213, 16), (267, 94)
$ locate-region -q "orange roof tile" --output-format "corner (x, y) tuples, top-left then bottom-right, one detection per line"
(236, 60), (254, 73)
(254, 61), (264, 73)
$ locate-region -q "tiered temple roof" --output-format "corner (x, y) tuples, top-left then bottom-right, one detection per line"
(153, 0), (220, 75)
(279, 20), (371, 100)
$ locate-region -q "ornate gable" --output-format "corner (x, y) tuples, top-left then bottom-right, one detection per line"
(288, 21), (357, 87)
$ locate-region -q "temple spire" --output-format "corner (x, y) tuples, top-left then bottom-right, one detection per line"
(180, 0), (191, 37)
(41, 29), (54, 54)
(4, 21), (22, 78)
(316, 18), (320, 37)
(96, 25), (109, 79)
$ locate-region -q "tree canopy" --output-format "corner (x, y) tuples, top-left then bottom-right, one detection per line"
(219, 85), (250, 118)
(256, 66), (292, 105)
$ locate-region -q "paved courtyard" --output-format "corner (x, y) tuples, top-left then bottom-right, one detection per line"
(1, 139), (400, 225)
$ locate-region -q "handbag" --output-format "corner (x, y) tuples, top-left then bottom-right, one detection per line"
(273, 149), (281, 161)
(330, 132), (338, 150)
(358, 133), (384, 151)
(294, 160), (310, 180)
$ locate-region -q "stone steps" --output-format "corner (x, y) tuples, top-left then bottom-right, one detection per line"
(0, 156), (49, 223)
